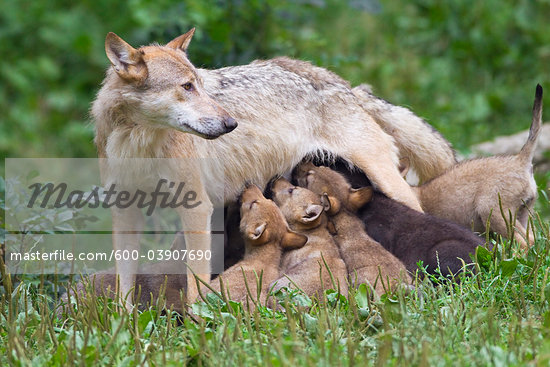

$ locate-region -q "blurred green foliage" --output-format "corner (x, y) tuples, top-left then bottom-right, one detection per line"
(1, 0), (549, 160)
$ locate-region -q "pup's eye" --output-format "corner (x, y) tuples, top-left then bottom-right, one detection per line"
(288, 187), (295, 194)
(249, 199), (258, 209)
(182, 82), (194, 91)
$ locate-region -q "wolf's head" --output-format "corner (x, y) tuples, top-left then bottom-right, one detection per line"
(102, 29), (237, 139)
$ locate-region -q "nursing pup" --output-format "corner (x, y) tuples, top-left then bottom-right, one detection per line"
(410, 85), (544, 251)
(269, 178), (348, 297)
(294, 164), (411, 295)
(295, 163), (486, 278)
(208, 185), (307, 307)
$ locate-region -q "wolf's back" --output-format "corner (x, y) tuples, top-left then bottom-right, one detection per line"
(352, 84), (456, 183)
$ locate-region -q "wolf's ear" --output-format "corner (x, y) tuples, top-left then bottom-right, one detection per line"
(321, 193), (341, 216)
(281, 229), (308, 250)
(301, 204), (323, 223)
(166, 28), (195, 53)
(246, 222), (267, 244)
(348, 187), (373, 212)
(105, 32), (148, 83)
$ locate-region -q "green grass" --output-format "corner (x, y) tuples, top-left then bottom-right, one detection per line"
(1, 212), (550, 366)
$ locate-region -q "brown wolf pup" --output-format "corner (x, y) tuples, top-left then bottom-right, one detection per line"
(295, 163), (487, 278)
(410, 85), (544, 251)
(208, 185), (307, 308)
(94, 29), (453, 307)
(269, 178), (349, 298)
(294, 163), (411, 296)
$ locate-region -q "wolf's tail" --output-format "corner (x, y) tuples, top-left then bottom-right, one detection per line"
(518, 84), (543, 164)
(352, 84), (456, 183)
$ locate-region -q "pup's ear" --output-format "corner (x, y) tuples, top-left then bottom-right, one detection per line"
(321, 193), (341, 216)
(399, 157), (410, 178)
(166, 28), (195, 53)
(246, 222), (267, 244)
(105, 32), (148, 83)
(301, 204), (323, 223)
(348, 187), (373, 212)
(281, 229), (308, 250)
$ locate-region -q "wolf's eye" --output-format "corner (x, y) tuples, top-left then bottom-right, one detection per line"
(182, 82), (193, 91)
(288, 187), (295, 194)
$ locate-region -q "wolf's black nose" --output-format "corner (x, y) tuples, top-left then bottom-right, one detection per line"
(224, 117), (238, 132)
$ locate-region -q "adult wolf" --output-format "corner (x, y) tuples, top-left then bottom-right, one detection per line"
(92, 28), (454, 308)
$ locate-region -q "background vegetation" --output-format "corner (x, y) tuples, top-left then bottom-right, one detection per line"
(2, 0), (550, 159)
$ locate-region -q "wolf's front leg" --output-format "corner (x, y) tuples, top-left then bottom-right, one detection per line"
(111, 205), (144, 311)
(177, 194), (214, 305)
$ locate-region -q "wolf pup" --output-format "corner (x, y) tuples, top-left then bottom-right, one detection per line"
(208, 185), (307, 308)
(294, 163), (411, 296)
(93, 29), (454, 307)
(295, 163), (487, 279)
(269, 177), (349, 298)
(410, 85), (543, 251)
